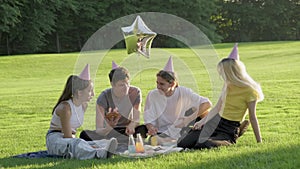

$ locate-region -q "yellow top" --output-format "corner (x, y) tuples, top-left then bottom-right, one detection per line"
(222, 85), (258, 122)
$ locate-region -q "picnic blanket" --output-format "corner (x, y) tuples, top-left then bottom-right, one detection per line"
(119, 144), (183, 158)
(13, 150), (62, 158)
(13, 143), (183, 159)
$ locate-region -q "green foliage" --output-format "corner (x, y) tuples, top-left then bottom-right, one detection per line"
(0, 0), (22, 32)
(5, 0), (61, 54)
(0, 41), (299, 168)
(214, 0), (300, 42)
(134, 0), (222, 45)
(0, 0), (22, 55)
(43, 0), (111, 53)
(1, 0), (300, 54)
(0, 0), (221, 54)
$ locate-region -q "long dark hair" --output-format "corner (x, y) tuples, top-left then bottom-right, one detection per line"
(52, 75), (91, 114)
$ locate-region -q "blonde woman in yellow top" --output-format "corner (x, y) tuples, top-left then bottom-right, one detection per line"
(177, 44), (264, 149)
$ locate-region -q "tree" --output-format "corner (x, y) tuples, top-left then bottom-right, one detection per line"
(41, 0), (79, 53)
(214, 0), (300, 42)
(0, 1), (22, 54)
(1, 0), (222, 54)
(6, 0), (59, 54)
(135, 0), (222, 45)
(4, 0), (299, 54)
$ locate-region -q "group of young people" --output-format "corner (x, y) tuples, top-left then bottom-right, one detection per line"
(46, 44), (264, 159)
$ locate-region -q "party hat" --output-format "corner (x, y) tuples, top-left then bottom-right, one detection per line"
(79, 64), (90, 80)
(228, 43), (239, 60)
(112, 61), (118, 70)
(163, 56), (174, 72)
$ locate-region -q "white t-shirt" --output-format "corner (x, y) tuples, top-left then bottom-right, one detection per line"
(144, 86), (210, 139)
(50, 99), (84, 133)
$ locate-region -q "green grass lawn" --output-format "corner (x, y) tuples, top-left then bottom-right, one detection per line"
(0, 41), (299, 169)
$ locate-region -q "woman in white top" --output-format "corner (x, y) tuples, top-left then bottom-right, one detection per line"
(46, 64), (118, 159)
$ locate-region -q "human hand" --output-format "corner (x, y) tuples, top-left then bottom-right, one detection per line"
(257, 138), (263, 143)
(146, 124), (158, 136)
(125, 123), (136, 135)
(105, 107), (121, 127)
(193, 121), (205, 130)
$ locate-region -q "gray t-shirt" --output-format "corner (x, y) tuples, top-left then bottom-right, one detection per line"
(97, 86), (141, 127)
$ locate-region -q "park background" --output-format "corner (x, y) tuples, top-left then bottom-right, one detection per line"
(1, 0), (299, 55)
(0, 0), (299, 169)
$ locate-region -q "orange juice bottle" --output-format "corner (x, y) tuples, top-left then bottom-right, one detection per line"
(135, 133), (145, 153)
(151, 135), (158, 146)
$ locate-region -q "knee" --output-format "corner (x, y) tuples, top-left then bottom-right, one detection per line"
(135, 125), (148, 138)
(177, 138), (193, 149)
(79, 130), (92, 141)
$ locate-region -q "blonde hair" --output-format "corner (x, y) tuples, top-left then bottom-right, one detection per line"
(218, 58), (264, 102)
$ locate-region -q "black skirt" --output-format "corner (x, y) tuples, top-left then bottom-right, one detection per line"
(177, 114), (240, 149)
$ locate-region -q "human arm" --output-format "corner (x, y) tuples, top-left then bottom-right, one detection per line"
(95, 104), (116, 136)
(146, 123), (158, 135)
(190, 101), (211, 124)
(193, 96), (222, 130)
(172, 87), (212, 128)
(175, 101), (211, 128)
(248, 100), (262, 143)
(56, 102), (73, 138)
(143, 92), (159, 135)
(125, 102), (140, 135)
(125, 87), (142, 135)
(198, 101), (211, 118)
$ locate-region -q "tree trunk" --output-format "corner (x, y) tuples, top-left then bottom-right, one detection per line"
(0, 32), (2, 44)
(56, 32), (60, 53)
(6, 34), (10, 55)
(77, 32), (82, 51)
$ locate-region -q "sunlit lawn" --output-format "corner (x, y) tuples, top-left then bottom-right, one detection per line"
(0, 41), (299, 169)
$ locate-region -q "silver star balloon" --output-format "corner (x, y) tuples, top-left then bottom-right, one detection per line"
(121, 15), (156, 58)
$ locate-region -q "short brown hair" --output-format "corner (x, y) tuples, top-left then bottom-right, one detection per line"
(156, 70), (178, 87)
(109, 67), (130, 84)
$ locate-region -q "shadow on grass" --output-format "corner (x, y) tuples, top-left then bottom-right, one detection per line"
(0, 144), (299, 169)
(184, 144), (300, 169)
